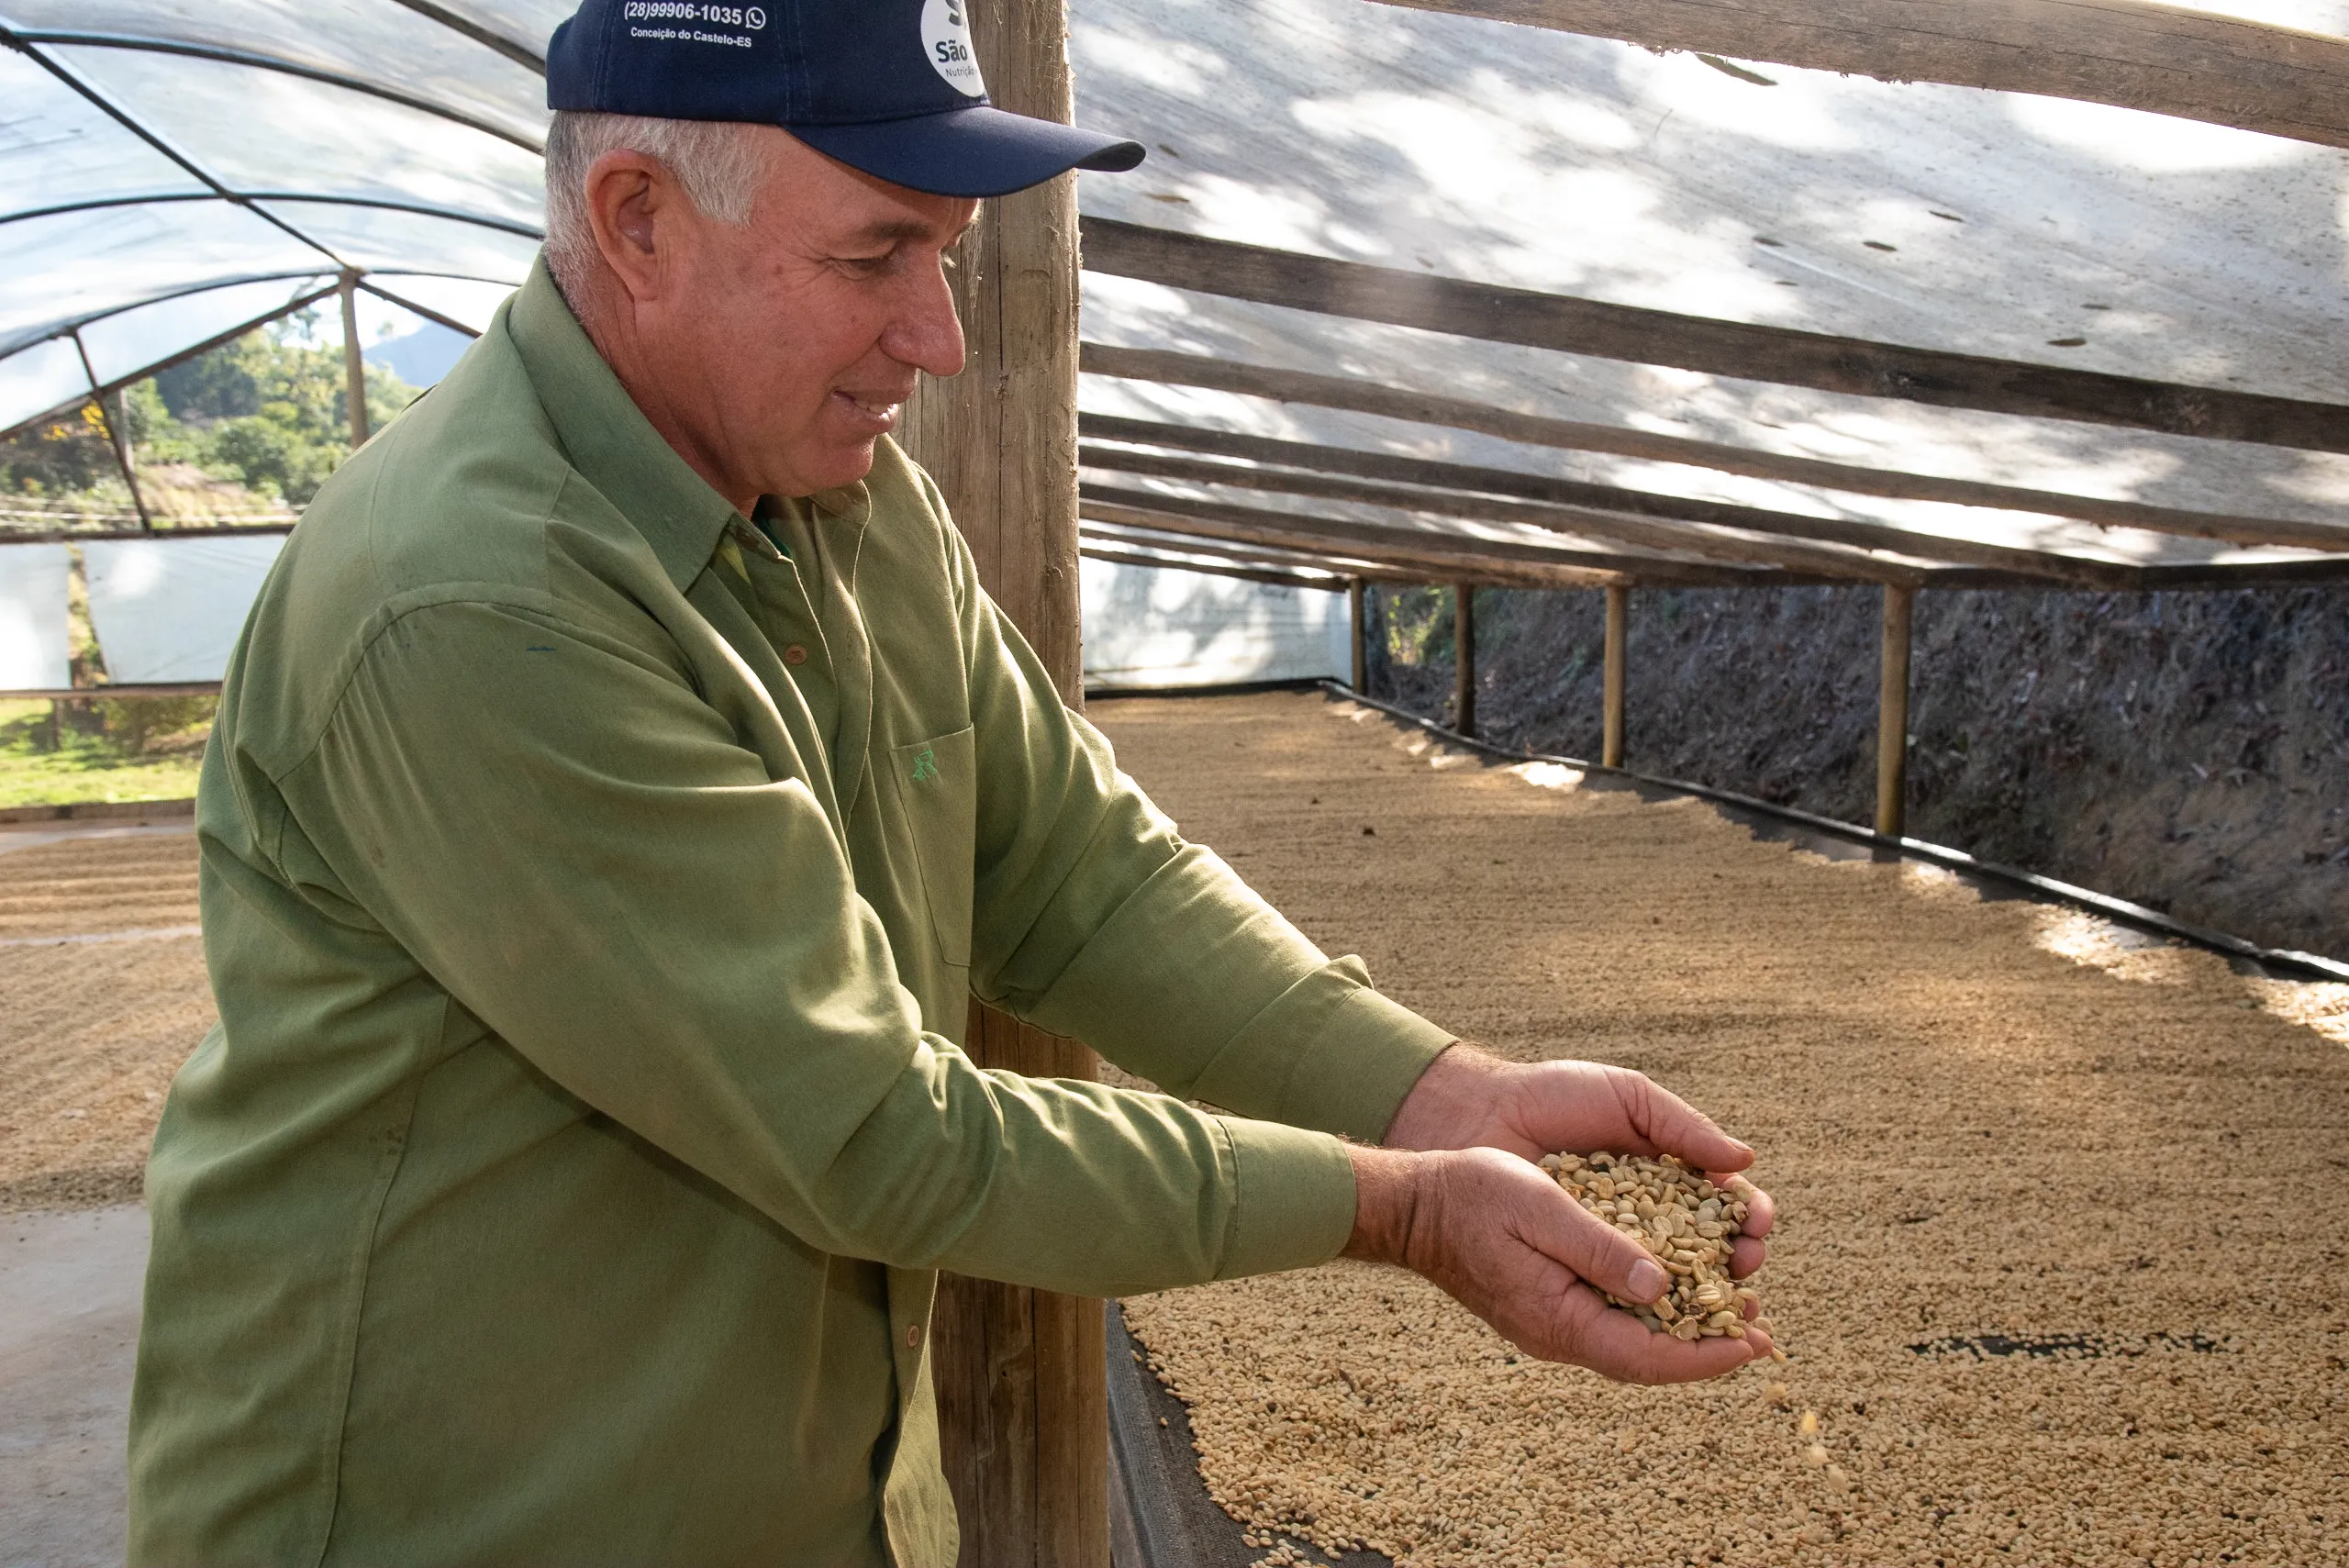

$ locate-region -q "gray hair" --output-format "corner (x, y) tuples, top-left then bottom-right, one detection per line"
(542, 112), (777, 295)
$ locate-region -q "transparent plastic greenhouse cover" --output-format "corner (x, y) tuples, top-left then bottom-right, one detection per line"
(12, 0), (2349, 596)
(0, 0), (564, 439)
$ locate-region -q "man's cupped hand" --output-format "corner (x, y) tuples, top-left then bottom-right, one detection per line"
(1344, 1045), (1776, 1383)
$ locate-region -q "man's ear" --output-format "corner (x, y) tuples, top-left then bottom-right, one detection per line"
(584, 150), (676, 304)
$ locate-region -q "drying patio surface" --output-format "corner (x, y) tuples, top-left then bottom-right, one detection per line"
(1092, 690), (2349, 1568)
(6, 695), (2348, 1566)
(0, 825), (203, 1213)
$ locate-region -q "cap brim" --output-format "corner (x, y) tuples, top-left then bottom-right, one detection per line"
(789, 106), (1144, 199)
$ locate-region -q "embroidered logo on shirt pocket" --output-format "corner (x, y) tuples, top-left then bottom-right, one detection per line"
(886, 727), (975, 968)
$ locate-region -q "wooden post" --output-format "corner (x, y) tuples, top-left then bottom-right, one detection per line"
(1876, 584), (1914, 838)
(71, 333), (150, 530)
(892, 0), (1105, 1562)
(1453, 581), (1476, 738)
(1602, 584), (1627, 768)
(1369, 0), (2349, 155)
(340, 270), (371, 449)
(1349, 578), (1368, 691)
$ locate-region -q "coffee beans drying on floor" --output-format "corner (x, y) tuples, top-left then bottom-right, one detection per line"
(1102, 695), (2349, 1568)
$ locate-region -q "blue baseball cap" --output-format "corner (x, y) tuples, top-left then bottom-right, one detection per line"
(546, 0), (1145, 199)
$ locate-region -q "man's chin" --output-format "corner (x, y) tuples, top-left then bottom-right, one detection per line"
(780, 440), (882, 499)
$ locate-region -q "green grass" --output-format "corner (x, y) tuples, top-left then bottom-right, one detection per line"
(0, 697), (208, 808)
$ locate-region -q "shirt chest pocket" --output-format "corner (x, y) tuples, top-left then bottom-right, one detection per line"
(883, 726), (976, 969)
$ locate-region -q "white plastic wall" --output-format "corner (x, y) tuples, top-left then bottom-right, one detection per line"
(83, 533), (286, 684)
(0, 543), (72, 691)
(1081, 559), (1351, 691)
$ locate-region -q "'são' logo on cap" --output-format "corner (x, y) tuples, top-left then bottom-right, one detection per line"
(920, 0), (985, 98)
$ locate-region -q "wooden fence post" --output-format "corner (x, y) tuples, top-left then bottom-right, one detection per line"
(1602, 584), (1628, 768)
(1349, 578), (1368, 691)
(892, 0), (1106, 1562)
(340, 270), (371, 449)
(1453, 581), (1476, 737)
(1876, 584), (1914, 837)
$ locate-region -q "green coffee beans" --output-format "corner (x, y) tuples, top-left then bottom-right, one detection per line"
(1541, 1149), (1785, 1356)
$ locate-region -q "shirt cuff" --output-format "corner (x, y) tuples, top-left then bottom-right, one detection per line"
(1190, 956), (1456, 1143)
(1214, 1116), (1359, 1280)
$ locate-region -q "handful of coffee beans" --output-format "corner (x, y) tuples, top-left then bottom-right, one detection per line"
(1541, 1149), (1785, 1355)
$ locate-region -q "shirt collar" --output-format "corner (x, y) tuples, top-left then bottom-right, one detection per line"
(505, 256), (741, 593)
(506, 257), (881, 585)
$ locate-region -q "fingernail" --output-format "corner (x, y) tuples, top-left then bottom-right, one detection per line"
(1629, 1259), (1666, 1300)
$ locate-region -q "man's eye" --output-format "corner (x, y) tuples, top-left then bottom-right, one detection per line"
(835, 254), (891, 275)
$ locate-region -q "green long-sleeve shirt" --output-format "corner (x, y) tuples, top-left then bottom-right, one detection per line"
(128, 259), (1453, 1566)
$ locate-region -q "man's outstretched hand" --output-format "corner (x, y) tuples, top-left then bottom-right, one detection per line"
(1341, 1045), (1776, 1383)
(1386, 1044), (1774, 1279)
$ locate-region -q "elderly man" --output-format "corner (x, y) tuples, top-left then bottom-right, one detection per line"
(128, 1), (1772, 1562)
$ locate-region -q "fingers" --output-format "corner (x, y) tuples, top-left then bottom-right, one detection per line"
(1408, 1150), (1774, 1386)
(1487, 1155), (1668, 1305)
(1726, 1182), (1776, 1240)
(1542, 1283), (1772, 1385)
(1710, 1179), (1772, 1279)
(1611, 1071), (1754, 1173)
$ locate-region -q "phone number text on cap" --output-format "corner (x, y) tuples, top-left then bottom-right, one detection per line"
(624, 2), (765, 24)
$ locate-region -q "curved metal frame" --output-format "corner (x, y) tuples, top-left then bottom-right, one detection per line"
(0, 277), (339, 443)
(13, 262), (513, 347)
(0, 263), (514, 440)
(2, 21), (550, 261)
(1, 9), (547, 404)
(4, 191), (545, 239)
(382, 0), (548, 72)
(11, 29), (546, 150)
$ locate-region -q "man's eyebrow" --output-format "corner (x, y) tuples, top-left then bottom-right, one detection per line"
(845, 215), (976, 247)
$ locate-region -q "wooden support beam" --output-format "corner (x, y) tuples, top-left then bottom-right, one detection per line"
(1082, 520), (1397, 581)
(1877, 584), (1915, 837)
(1081, 484), (1747, 586)
(1081, 417), (2118, 585)
(1368, 0), (2349, 151)
(1080, 219), (2349, 452)
(1085, 497), (1641, 590)
(1453, 582), (1477, 738)
(69, 332), (150, 530)
(1081, 439), (1920, 585)
(0, 523), (295, 545)
(1083, 427), (2349, 589)
(340, 270), (371, 450)
(1080, 344), (2349, 555)
(1084, 524), (1496, 590)
(895, 1), (1107, 1561)
(98, 389), (152, 531)
(1079, 542), (1341, 592)
(1602, 584), (1627, 768)
(0, 681), (223, 701)
(1350, 579), (1369, 691)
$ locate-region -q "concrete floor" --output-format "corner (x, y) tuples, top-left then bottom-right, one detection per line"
(2, 1207), (144, 1568)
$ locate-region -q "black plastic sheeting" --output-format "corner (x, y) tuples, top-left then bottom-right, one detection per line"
(1108, 1302), (1393, 1568)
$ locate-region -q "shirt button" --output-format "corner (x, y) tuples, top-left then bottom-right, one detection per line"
(783, 644), (808, 666)
(905, 1324), (921, 1350)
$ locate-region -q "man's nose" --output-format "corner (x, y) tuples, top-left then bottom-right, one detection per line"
(884, 254), (968, 380)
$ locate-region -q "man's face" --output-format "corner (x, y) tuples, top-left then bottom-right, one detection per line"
(600, 127), (976, 501)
